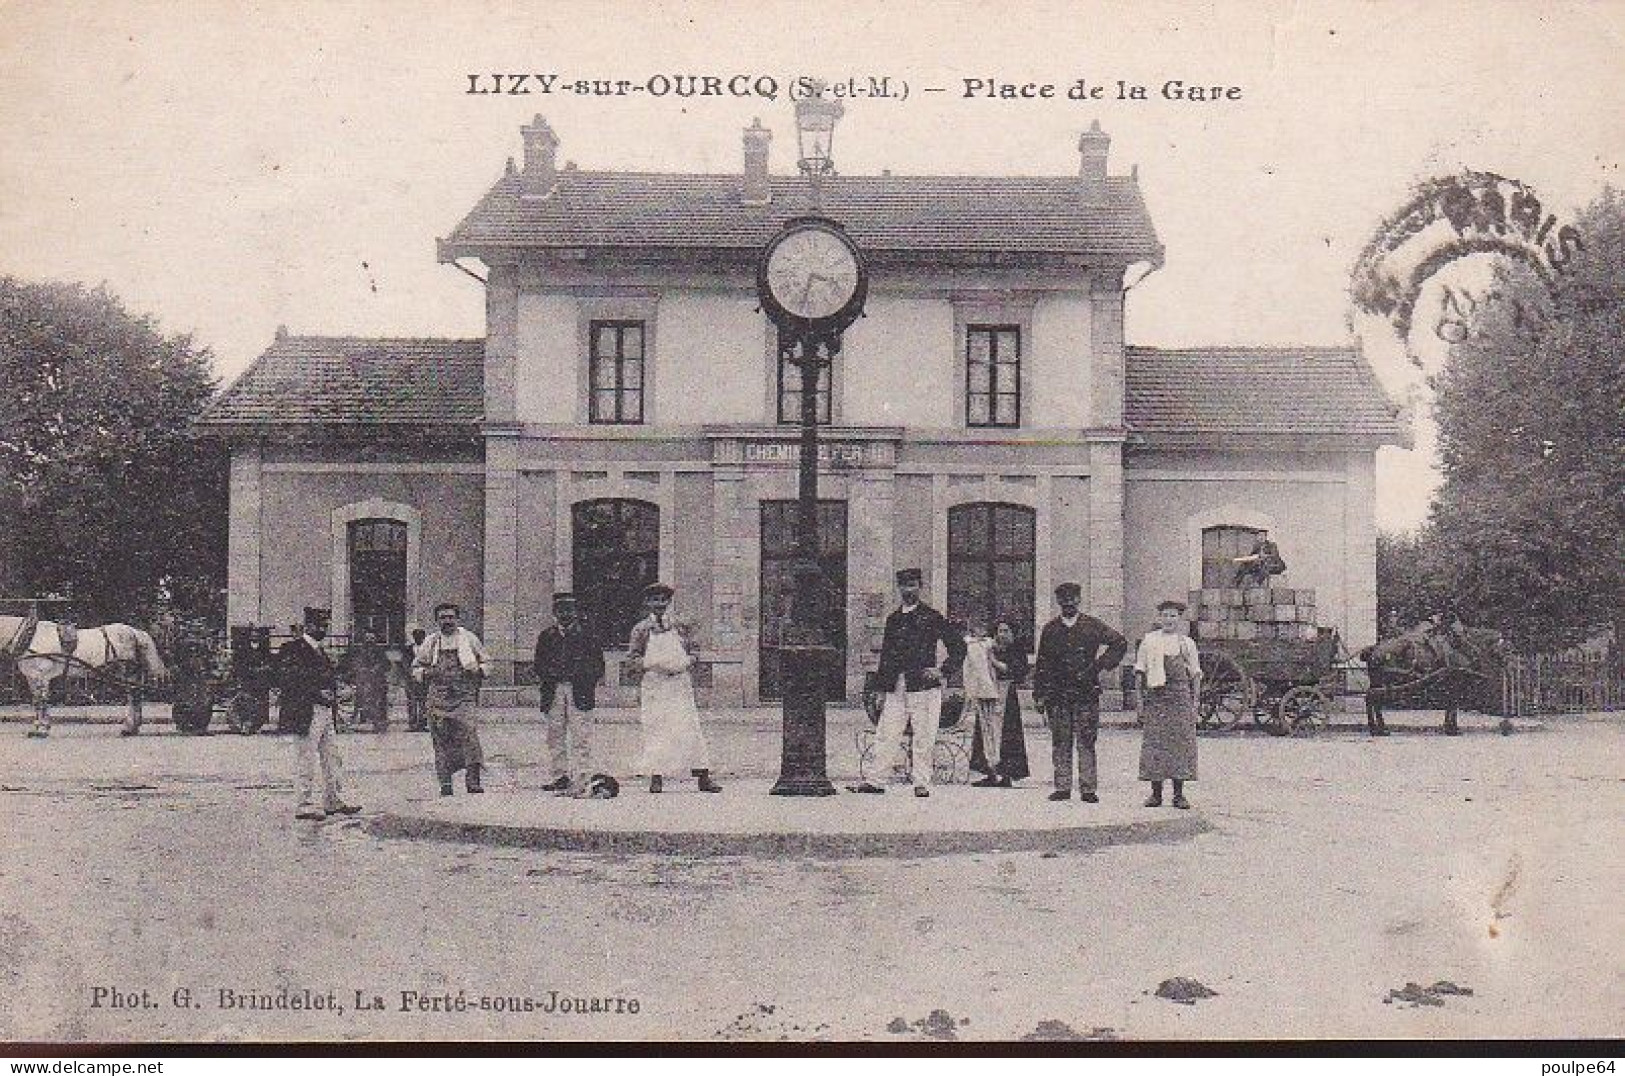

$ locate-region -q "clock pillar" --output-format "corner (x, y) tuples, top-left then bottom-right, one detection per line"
(775, 334), (837, 795)
(757, 216), (869, 797)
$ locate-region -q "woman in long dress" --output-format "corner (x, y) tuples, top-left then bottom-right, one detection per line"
(1134, 599), (1202, 809)
(627, 583), (721, 794)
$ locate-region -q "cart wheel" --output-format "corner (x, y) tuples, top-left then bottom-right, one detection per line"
(1198, 650), (1252, 731)
(228, 690), (269, 735)
(1279, 685), (1331, 736)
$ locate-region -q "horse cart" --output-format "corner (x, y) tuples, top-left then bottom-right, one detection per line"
(1197, 627), (1353, 735)
(206, 628), (364, 734)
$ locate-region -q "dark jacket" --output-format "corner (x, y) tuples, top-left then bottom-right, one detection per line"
(533, 621), (606, 710)
(1033, 614), (1128, 703)
(876, 603), (967, 692)
(276, 635), (335, 736)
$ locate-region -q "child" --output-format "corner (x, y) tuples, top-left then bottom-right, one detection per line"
(961, 617), (1004, 785)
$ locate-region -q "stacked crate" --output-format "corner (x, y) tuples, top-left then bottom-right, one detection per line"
(1187, 587), (1321, 641)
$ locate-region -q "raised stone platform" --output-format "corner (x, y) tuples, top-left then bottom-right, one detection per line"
(368, 779), (1208, 858)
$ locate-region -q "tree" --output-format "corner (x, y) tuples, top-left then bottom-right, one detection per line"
(1375, 528), (1451, 633)
(1427, 188), (1625, 650)
(0, 278), (227, 624)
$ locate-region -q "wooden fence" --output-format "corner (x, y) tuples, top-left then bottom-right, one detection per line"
(1503, 651), (1625, 716)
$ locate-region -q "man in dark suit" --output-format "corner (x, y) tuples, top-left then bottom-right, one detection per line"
(1033, 582), (1127, 803)
(850, 568), (967, 798)
(278, 607), (359, 821)
(533, 592), (606, 795)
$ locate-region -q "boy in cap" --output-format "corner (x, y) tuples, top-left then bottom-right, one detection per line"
(1133, 599), (1201, 808)
(850, 568), (966, 798)
(533, 592), (605, 794)
(1033, 582), (1127, 802)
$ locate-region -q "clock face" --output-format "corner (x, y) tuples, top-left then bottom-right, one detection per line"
(765, 226), (861, 321)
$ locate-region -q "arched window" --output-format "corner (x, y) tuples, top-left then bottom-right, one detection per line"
(348, 518), (407, 644)
(1201, 525), (1266, 588)
(572, 498), (660, 645)
(948, 502), (1036, 647)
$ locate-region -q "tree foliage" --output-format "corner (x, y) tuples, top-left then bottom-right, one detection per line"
(1375, 528), (1451, 633)
(0, 278), (226, 623)
(1425, 188), (1625, 649)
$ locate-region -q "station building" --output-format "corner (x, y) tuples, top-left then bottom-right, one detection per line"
(196, 117), (1405, 706)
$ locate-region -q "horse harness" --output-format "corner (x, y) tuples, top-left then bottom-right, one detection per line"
(1369, 627), (1498, 700)
(9, 623), (130, 668)
(1, 613), (41, 659)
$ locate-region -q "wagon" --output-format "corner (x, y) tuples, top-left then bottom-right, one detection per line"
(1196, 627), (1351, 735)
(208, 627), (362, 734)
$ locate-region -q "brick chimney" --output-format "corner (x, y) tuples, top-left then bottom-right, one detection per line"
(519, 114), (560, 197)
(742, 117), (772, 206)
(1078, 120), (1110, 204)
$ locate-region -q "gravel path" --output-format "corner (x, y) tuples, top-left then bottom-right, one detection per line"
(0, 714), (1618, 1042)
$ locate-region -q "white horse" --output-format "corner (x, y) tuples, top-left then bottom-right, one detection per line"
(0, 617), (169, 737)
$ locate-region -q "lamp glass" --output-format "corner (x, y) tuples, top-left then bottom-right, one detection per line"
(794, 96), (843, 174)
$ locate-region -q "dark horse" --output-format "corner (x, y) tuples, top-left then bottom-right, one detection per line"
(1360, 622), (1510, 736)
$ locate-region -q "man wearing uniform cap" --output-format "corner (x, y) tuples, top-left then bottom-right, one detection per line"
(278, 607), (360, 821)
(850, 568), (967, 798)
(1033, 582), (1127, 803)
(533, 592), (606, 795)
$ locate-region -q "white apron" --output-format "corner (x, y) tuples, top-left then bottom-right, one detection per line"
(637, 627), (711, 774)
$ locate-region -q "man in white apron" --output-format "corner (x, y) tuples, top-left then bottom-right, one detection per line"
(627, 583), (721, 794)
(412, 602), (490, 795)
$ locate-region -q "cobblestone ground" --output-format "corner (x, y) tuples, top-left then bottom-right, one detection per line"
(0, 706), (1619, 1043)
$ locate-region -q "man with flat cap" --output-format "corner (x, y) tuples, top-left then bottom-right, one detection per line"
(278, 607), (360, 821)
(851, 568), (967, 798)
(1033, 582), (1127, 803)
(533, 592), (605, 795)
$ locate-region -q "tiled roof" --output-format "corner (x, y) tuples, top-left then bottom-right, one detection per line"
(1125, 346), (1404, 440)
(440, 172), (1162, 259)
(198, 337), (1403, 444)
(196, 335), (484, 428)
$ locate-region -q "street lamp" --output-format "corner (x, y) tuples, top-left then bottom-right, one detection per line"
(758, 89), (866, 796)
(793, 84), (844, 207)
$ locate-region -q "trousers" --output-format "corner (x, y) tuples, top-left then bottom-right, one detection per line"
(296, 707), (347, 811)
(542, 683), (594, 786)
(873, 677), (942, 787)
(1048, 697), (1100, 794)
